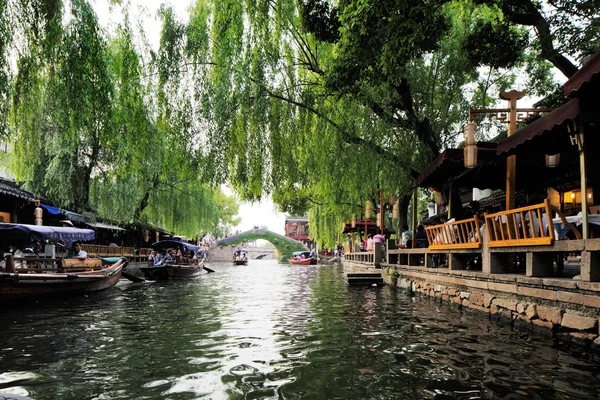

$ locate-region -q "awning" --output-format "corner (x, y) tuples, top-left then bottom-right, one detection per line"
(342, 220), (396, 235)
(0, 223), (95, 246)
(87, 222), (125, 231)
(65, 211), (94, 223)
(40, 203), (63, 215)
(152, 240), (199, 252)
(564, 50), (600, 98)
(416, 144), (499, 190)
(496, 99), (580, 156)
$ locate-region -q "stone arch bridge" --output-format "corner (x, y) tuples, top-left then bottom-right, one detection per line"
(210, 228), (307, 262)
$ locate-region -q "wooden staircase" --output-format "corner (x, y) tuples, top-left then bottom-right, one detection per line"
(344, 271), (383, 286)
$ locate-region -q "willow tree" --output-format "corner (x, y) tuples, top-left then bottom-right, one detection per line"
(5, 0), (239, 237)
(11, 0), (114, 210)
(89, 5), (233, 237)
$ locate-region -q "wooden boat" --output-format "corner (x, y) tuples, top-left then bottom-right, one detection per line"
(289, 251), (317, 265)
(232, 249), (249, 265)
(288, 257), (317, 265)
(0, 223), (128, 301)
(141, 240), (204, 280)
(167, 258), (205, 278)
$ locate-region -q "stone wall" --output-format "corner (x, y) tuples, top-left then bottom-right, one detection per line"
(380, 264), (600, 347)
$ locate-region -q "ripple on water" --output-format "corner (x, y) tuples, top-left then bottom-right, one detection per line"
(1, 262), (600, 399)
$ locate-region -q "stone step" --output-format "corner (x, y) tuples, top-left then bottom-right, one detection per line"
(345, 272), (383, 278)
(344, 272), (383, 286)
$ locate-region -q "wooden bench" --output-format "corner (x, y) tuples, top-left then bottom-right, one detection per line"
(61, 258), (103, 272)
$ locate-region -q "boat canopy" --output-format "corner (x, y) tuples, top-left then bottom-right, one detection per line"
(292, 251), (312, 258)
(152, 240), (199, 252)
(0, 223), (95, 246)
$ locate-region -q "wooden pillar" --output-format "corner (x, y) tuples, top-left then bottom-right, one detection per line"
(5, 254), (15, 273)
(500, 90), (526, 210)
(412, 188), (418, 249)
(379, 189), (384, 235)
(577, 128), (589, 239)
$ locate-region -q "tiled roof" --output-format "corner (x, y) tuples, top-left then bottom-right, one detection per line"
(0, 177), (37, 201)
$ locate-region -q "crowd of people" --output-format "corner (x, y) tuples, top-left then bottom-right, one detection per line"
(148, 247), (201, 267)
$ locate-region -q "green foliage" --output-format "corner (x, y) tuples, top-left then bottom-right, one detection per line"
(4, 0), (240, 237)
(2, 0), (597, 247)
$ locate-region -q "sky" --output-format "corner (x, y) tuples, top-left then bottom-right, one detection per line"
(94, 0), (287, 235)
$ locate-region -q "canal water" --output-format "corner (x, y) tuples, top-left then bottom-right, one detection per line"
(1, 261), (600, 399)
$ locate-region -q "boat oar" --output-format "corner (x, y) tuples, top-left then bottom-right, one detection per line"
(204, 265), (215, 273)
(121, 271), (145, 282)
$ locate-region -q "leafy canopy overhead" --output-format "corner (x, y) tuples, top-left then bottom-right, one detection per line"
(1, 0), (597, 245)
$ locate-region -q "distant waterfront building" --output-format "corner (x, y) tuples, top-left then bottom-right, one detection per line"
(284, 215), (311, 246)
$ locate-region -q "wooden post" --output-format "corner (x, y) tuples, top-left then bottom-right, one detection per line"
(412, 188), (418, 249)
(577, 129), (589, 239)
(364, 218), (368, 250)
(500, 90), (526, 211)
(379, 189), (384, 235)
(5, 254), (15, 273)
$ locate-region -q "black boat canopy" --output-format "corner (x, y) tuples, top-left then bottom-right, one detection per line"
(0, 223), (95, 246)
(151, 240), (199, 252)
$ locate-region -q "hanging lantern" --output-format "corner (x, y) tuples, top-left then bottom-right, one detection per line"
(351, 214), (356, 228)
(365, 200), (372, 219)
(435, 191), (443, 206)
(545, 154), (560, 168)
(34, 206), (43, 226)
(428, 201), (436, 218)
(376, 213), (381, 227)
(392, 201), (399, 219)
(463, 123), (478, 168)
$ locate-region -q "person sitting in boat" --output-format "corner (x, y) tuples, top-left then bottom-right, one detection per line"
(71, 242), (87, 260)
(153, 251), (163, 266)
(164, 249), (175, 264)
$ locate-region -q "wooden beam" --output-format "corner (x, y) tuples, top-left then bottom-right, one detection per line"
(500, 90), (526, 211)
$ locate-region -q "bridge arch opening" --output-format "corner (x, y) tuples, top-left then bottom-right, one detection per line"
(213, 228), (307, 263)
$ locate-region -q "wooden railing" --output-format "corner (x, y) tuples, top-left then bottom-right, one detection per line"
(425, 216), (482, 250)
(80, 244), (152, 258)
(485, 200), (554, 247)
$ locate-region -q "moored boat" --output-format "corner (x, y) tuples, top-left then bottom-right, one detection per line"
(0, 223), (128, 301)
(288, 251), (317, 265)
(288, 257), (315, 265)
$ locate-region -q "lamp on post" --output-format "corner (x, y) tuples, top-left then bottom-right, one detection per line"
(545, 154), (560, 168)
(464, 122), (478, 168)
(468, 90), (553, 210)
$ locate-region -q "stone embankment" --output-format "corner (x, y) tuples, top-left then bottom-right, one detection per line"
(383, 265), (600, 347)
(345, 260), (600, 348)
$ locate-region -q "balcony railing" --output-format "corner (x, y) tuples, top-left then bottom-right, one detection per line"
(425, 215), (482, 250)
(484, 201), (555, 247)
(80, 244), (150, 258)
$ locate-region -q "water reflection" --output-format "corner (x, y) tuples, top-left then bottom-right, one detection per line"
(0, 261), (599, 399)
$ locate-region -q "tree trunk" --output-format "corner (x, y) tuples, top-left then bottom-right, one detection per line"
(398, 194), (411, 232)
